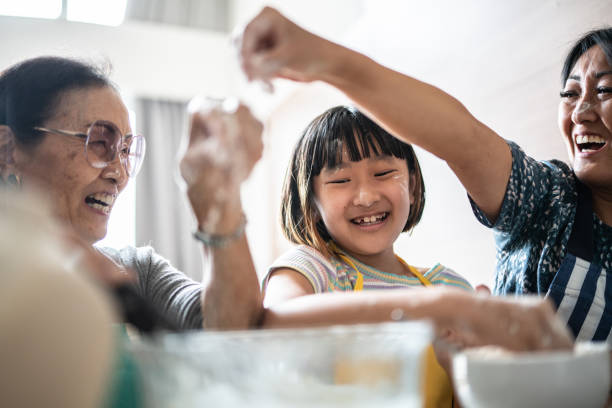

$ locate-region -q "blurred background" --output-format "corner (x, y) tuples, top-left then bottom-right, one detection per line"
(1, 0), (610, 287)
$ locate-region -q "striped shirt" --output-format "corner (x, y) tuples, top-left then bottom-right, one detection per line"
(265, 245), (473, 293)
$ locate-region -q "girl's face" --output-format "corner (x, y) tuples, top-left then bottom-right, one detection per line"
(558, 45), (612, 189)
(313, 150), (413, 262)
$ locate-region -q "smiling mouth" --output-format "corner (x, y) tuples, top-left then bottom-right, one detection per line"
(351, 212), (389, 225)
(576, 135), (607, 153)
(85, 193), (116, 215)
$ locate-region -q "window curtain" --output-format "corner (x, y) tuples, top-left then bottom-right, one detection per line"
(134, 98), (203, 281)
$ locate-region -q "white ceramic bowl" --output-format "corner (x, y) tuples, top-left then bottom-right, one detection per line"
(452, 342), (610, 408)
(129, 321), (433, 408)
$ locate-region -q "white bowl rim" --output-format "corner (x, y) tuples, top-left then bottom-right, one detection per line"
(455, 341), (609, 366)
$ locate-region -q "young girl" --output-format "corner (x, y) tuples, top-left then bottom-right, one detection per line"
(263, 106), (472, 408)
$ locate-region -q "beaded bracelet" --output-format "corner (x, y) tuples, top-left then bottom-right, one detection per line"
(192, 215), (247, 248)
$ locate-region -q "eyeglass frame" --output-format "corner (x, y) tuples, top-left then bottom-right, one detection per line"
(33, 120), (146, 178)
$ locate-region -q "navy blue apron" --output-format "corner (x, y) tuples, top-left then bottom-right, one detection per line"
(547, 181), (611, 343)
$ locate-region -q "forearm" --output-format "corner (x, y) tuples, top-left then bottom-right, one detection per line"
(259, 288), (572, 351)
(180, 101), (265, 330)
(192, 194), (263, 330)
(316, 44), (512, 219)
(200, 234), (263, 329)
(319, 46), (492, 161)
(260, 288), (446, 328)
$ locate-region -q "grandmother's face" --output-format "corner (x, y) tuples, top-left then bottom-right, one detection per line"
(15, 86), (131, 244)
(558, 45), (612, 189)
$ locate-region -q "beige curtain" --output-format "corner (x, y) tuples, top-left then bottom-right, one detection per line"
(134, 98), (203, 281)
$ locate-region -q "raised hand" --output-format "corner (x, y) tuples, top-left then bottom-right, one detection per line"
(179, 98), (263, 234)
(239, 7), (337, 84)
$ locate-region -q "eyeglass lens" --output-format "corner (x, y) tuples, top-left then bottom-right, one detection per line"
(85, 121), (145, 177)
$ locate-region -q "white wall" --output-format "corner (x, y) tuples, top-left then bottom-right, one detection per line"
(0, 15), (234, 100)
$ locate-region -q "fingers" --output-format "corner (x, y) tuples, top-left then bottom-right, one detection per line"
(503, 298), (550, 350)
(475, 296), (567, 351)
(240, 7), (310, 84)
(180, 98), (263, 230)
(475, 284), (491, 295)
(183, 99), (260, 173)
(234, 104), (264, 168)
(185, 96), (228, 148)
(533, 298), (574, 350)
(498, 297), (572, 351)
(247, 50), (287, 83)
(438, 293), (573, 353)
(240, 7), (283, 81)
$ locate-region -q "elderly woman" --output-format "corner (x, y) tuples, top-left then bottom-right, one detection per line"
(0, 56), (263, 331)
(239, 9), (611, 344)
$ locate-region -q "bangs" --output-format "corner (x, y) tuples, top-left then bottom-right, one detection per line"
(282, 105), (427, 251)
(304, 107), (413, 177)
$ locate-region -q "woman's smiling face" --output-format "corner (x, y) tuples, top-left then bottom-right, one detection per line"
(14, 86), (131, 244)
(559, 45), (612, 189)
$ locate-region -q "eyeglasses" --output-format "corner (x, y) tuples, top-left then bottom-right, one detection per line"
(34, 120), (146, 178)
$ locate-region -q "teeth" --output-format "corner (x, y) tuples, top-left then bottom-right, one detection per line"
(90, 193), (116, 206)
(88, 202), (111, 214)
(354, 213), (386, 225)
(576, 135), (606, 145)
(86, 193), (116, 214)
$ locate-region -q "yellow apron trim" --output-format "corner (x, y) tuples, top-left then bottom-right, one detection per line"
(328, 242), (453, 408)
(397, 257), (432, 287)
(329, 241), (432, 288)
(354, 269), (364, 291)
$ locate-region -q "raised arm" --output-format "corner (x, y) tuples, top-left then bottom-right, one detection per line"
(179, 100), (264, 329)
(240, 7), (512, 221)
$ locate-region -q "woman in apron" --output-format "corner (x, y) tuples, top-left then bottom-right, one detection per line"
(239, 10), (611, 343)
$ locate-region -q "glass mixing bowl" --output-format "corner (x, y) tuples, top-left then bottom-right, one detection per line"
(128, 321), (433, 408)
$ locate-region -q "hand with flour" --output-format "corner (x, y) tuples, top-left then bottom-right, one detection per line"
(179, 98), (264, 328)
(180, 98), (263, 236)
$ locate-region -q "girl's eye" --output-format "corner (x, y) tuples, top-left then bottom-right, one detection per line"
(327, 179), (350, 184)
(375, 169), (396, 177)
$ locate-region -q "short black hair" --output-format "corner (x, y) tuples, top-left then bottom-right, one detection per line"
(280, 106), (426, 254)
(305, 106), (421, 179)
(561, 27), (612, 85)
(0, 56), (112, 146)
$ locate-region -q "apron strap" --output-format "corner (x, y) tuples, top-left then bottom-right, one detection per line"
(547, 177), (609, 342)
(566, 179), (594, 262)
